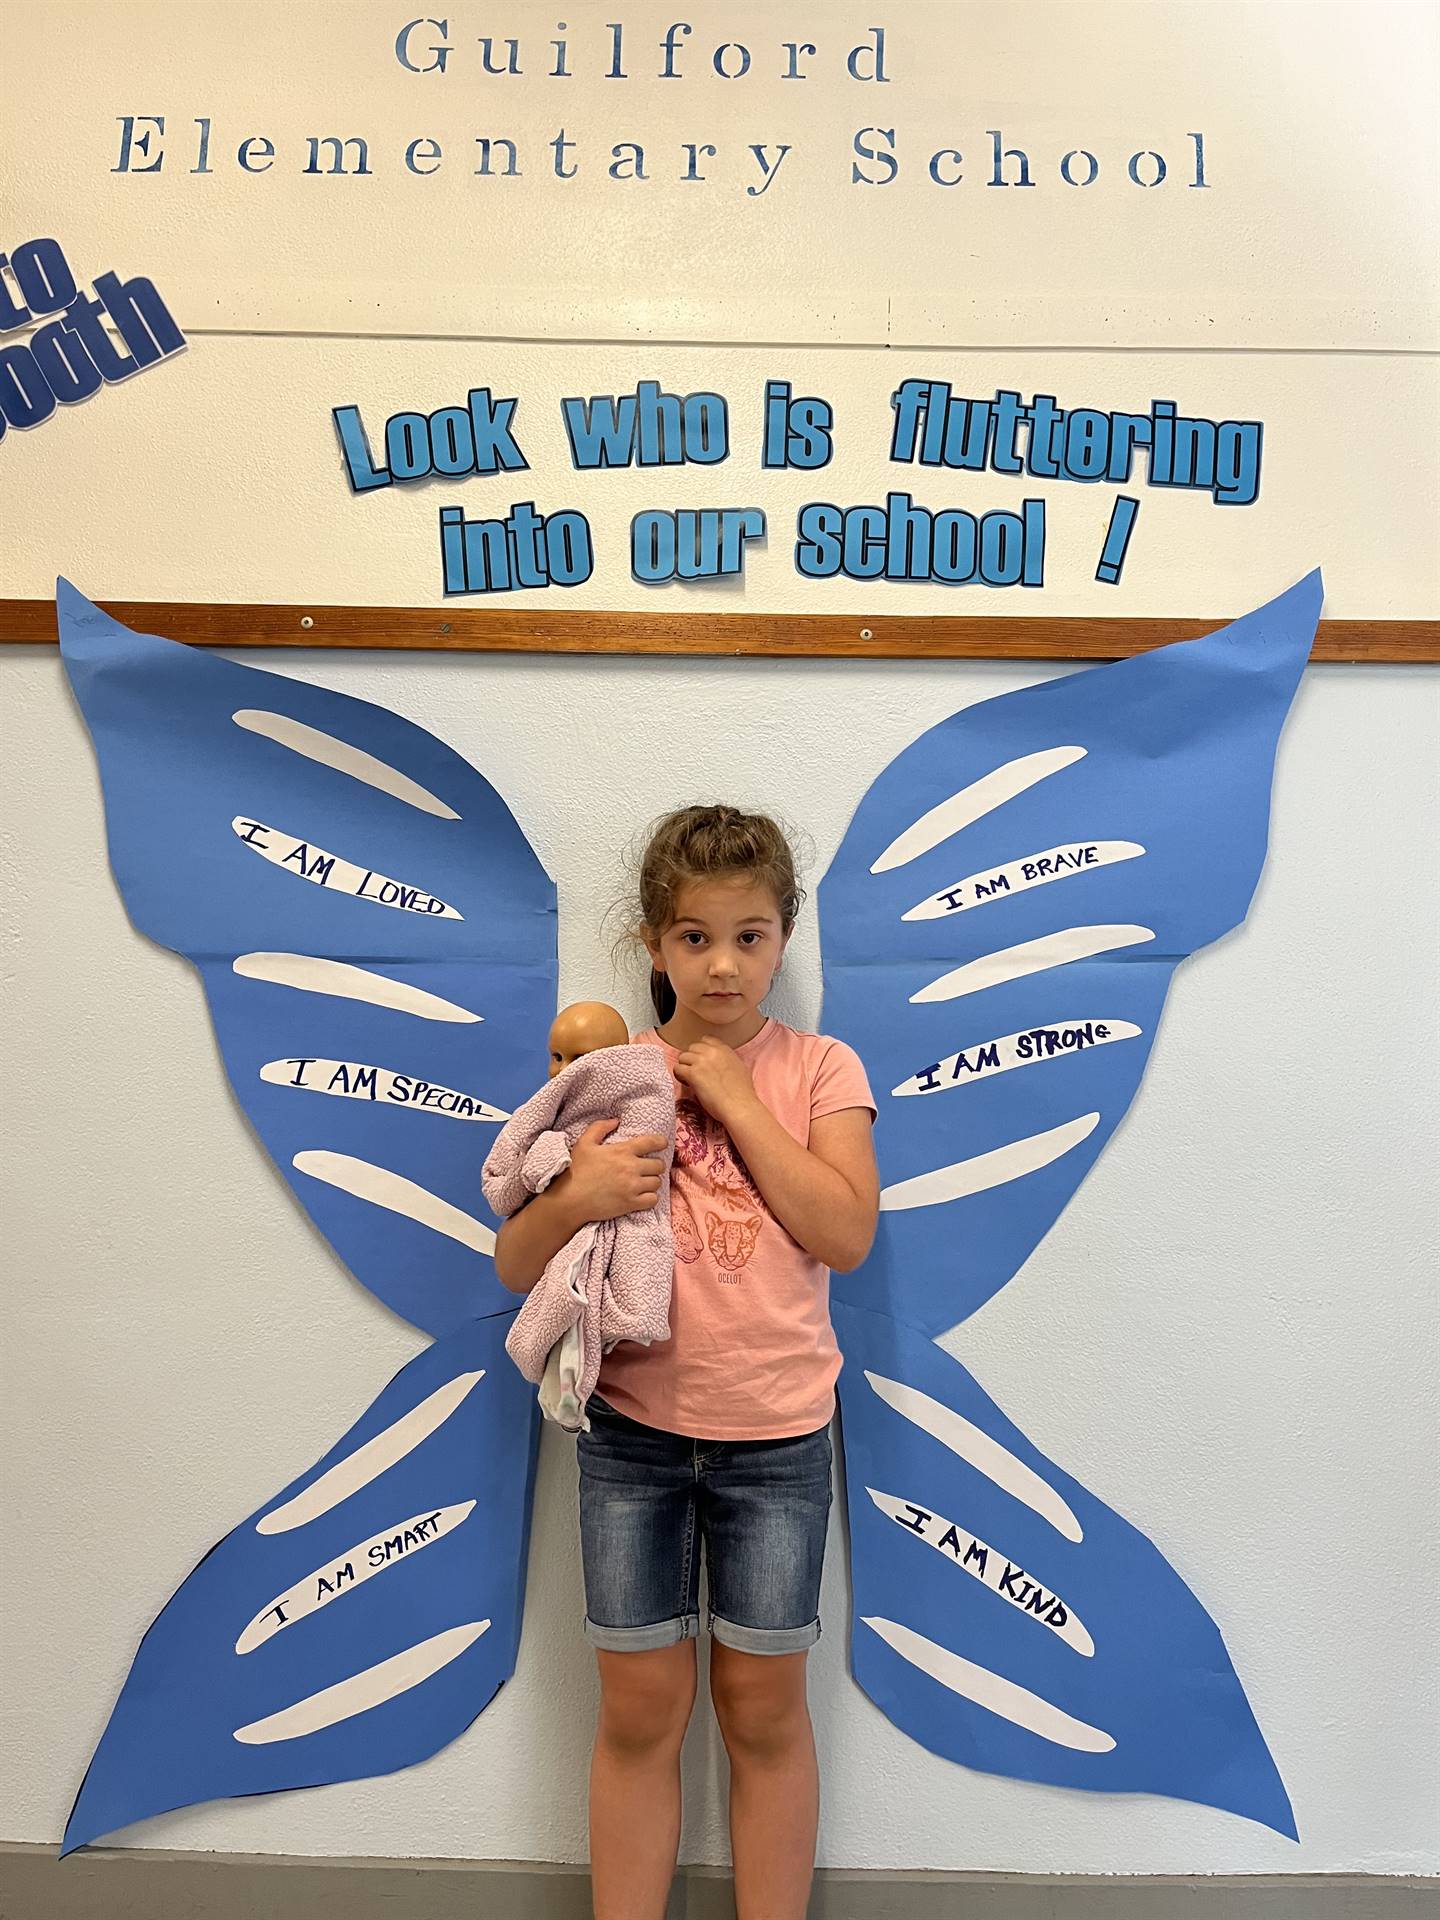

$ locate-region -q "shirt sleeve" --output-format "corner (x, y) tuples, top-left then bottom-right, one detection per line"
(809, 1036), (878, 1122)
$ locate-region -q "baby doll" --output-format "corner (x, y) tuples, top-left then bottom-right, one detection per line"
(483, 1004), (676, 1429)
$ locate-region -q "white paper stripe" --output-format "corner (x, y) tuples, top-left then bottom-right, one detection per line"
(237, 1503), (477, 1653)
(257, 1372), (484, 1535)
(292, 1150), (496, 1255)
(879, 1112), (1100, 1212)
(232, 709), (461, 819)
(864, 1371), (1083, 1543)
(232, 1621), (490, 1744)
(911, 924), (1155, 1003)
(232, 817), (461, 920)
(866, 1490), (1093, 1657)
(903, 841), (1144, 919)
(234, 953), (481, 1023)
(870, 747), (1086, 874)
(863, 1617), (1115, 1753)
(893, 1023), (1139, 1098)
(262, 1057), (507, 1122)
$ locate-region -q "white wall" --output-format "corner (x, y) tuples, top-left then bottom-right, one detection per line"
(2, 631), (1437, 1874)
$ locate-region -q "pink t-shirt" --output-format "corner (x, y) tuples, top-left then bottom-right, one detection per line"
(595, 1018), (876, 1440)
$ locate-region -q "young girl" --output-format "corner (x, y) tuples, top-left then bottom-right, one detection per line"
(495, 805), (879, 1920)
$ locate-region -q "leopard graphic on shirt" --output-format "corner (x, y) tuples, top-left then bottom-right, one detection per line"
(705, 1210), (762, 1280)
(674, 1098), (764, 1282)
(673, 1193), (704, 1265)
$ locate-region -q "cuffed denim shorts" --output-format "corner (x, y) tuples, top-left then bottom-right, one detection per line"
(577, 1393), (833, 1656)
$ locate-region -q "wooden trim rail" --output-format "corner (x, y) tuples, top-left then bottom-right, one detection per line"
(1, 599), (1435, 662)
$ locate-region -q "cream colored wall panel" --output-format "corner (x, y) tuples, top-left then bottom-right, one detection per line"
(7, 337), (1437, 616)
(5, 1), (1436, 348)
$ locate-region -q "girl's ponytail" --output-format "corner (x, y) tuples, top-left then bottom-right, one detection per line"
(648, 966), (677, 1025)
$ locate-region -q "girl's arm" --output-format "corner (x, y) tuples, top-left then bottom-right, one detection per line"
(722, 1099), (880, 1273)
(494, 1180), (589, 1294)
(493, 1118), (670, 1294)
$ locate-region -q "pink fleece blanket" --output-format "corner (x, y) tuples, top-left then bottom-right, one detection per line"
(481, 1043), (676, 1431)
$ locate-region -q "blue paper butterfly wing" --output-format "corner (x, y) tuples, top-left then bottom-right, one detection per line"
(833, 1305), (1297, 1837)
(56, 577), (558, 1337)
(819, 574), (1320, 1835)
(55, 580), (557, 1846)
(63, 1314), (538, 1852)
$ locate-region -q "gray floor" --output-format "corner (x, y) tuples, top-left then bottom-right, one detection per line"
(0, 1847), (1435, 1920)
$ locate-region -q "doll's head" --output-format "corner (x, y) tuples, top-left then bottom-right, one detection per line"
(547, 1001), (631, 1078)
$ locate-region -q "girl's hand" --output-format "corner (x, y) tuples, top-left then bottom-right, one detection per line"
(673, 1037), (759, 1128)
(556, 1118), (669, 1223)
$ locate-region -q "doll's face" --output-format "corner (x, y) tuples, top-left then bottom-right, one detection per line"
(547, 1002), (630, 1077)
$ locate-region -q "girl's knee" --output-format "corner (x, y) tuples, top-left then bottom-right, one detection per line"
(710, 1647), (811, 1762)
(596, 1645), (697, 1758)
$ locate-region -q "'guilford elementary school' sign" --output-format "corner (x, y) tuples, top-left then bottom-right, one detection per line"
(9, 1), (1433, 348)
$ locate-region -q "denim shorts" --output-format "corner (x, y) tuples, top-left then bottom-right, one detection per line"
(576, 1394), (833, 1656)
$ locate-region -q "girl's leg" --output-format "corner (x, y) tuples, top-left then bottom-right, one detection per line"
(697, 1419), (833, 1920)
(589, 1641), (698, 1920)
(709, 1641), (818, 1920)
(577, 1395), (704, 1916)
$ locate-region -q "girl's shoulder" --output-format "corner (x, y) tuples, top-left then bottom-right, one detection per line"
(765, 1018), (854, 1056)
(760, 1021), (875, 1113)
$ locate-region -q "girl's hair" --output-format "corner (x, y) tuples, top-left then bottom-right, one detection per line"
(614, 805), (806, 1025)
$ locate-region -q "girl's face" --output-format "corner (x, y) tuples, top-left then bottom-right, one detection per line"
(645, 875), (789, 1036)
